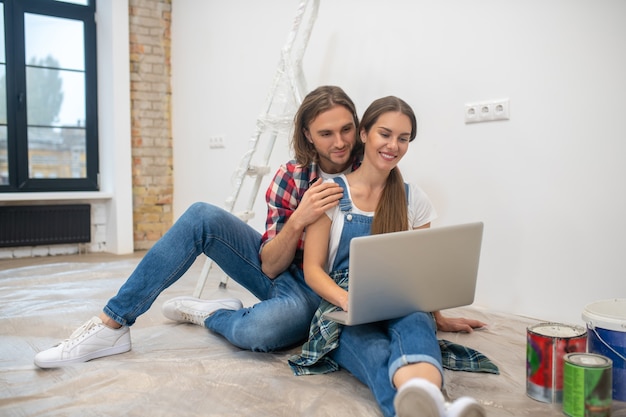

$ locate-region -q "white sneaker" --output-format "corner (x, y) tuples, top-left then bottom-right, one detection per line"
(446, 397), (486, 417)
(162, 296), (243, 326)
(34, 317), (131, 368)
(394, 378), (446, 417)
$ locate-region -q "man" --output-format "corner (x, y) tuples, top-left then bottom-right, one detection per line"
(34, 86), (363, 367)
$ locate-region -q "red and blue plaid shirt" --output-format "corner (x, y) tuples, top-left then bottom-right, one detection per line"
(261, 157), (361, 269)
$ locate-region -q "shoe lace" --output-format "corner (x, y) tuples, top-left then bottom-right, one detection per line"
(178, 306), (209, 325)
(65, 317), (100, 342)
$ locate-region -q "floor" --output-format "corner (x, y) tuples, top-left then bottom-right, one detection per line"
(1, 252), (624, 416)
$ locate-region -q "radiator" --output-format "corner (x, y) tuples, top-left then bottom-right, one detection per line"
(0, 204), (91, 247)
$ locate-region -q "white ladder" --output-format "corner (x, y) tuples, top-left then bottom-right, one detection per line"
(193, 0), (320, 297)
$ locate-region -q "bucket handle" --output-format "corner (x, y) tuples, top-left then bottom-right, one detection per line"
(587, 322), (626, 362)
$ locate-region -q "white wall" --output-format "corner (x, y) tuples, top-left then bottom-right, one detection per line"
(171, 0), (626, 325)
(96, 0), (134, 255)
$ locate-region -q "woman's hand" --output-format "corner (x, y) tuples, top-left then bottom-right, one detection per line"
(433, 311), (486, 333)
(338, 290), (349, 312)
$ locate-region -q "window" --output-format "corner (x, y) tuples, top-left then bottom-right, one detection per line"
(0, 0), (98, 192)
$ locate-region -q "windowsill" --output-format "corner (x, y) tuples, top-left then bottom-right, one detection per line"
(0, 191), (114, 202)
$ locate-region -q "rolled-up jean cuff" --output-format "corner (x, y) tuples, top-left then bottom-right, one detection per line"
(102, 306), (127, 327)
(388, 354), (444, 387)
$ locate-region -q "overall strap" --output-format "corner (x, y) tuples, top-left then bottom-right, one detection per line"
(334, 178), (409, 209)
(333, 177), (353, 212)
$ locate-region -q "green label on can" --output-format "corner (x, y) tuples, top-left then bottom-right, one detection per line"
(562, 353), (612, 417)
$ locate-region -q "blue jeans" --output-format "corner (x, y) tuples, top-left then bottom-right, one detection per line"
(104, 202), (320, 352)
(329, 311), (443, 417)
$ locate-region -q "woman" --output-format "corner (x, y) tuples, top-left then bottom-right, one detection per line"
(289, 96), (487, 417)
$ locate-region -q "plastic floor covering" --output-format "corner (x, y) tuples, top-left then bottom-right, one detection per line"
(1, 252), (625, 417)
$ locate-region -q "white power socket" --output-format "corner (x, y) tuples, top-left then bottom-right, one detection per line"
(465, 99), (510, 124)
(209, 136), (225, 149)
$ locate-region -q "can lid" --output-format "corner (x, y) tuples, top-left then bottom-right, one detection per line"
(527, 322), (586, 338)
(564, 352), (612, 367)
(582, 298), (626, 332)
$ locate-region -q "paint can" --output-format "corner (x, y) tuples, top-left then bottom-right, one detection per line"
(562, 353), (612, 417)
(526, 322), (587, 403)
(582, 298), (626, 401)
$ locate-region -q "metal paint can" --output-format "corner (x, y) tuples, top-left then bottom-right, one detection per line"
(526, 322), (587, 403)
(562, 353), (612, 417)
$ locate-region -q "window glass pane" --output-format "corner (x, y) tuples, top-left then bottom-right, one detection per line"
(0, 66), (6, 184)
(0, 126), (6, 185)
(0, 65), (5, 125)
(0, 3), (5, 63)
(24, 12), (87, 180)
(25, 13), (84, 71)
(0, 3), (4, 125)
(26, 66), (85, 127)
(0, 3), (6, 185)
(28, 127), (86, 179)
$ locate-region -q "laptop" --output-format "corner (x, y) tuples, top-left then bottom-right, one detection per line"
(322, 222), (484, 325)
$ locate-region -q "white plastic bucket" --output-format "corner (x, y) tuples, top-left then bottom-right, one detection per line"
(582, 298), (626, 401)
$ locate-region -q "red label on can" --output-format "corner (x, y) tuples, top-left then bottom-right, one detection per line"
(527, 323), (587, 403)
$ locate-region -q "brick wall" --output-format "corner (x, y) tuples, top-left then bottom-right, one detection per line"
(128, 0), (174, 250)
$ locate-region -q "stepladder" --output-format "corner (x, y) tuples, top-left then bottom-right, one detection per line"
(193, 0), (320, 298)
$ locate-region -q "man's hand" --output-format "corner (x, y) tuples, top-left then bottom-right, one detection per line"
(290, 179), (343, 230)
(260, 179), (344, 278)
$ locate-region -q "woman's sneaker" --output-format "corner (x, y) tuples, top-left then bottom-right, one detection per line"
(34, 317), (131, 368)
(446, 397), (486, 417)
(394, 378), (446, 417)
(162, 296), (243, 326)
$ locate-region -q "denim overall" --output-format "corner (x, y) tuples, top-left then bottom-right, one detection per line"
(328, 177), (444, 417)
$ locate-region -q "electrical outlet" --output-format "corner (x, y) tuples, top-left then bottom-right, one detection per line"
(209, 136), (225, 149)
(465, 99), (510, 124)
(492, 100), (510, 121)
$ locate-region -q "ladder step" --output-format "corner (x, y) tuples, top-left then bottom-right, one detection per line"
(235, 210), (256, 222)
(246, 165), (271, 176)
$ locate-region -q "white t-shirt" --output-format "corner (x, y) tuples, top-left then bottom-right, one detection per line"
(323, 174), (437, 272)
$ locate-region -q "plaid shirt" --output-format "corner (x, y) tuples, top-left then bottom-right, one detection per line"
(261, 157), (361, 269)
(288, 269), (499, 376)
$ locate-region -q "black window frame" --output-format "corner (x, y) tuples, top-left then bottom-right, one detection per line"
(1, 0), (98, 192)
